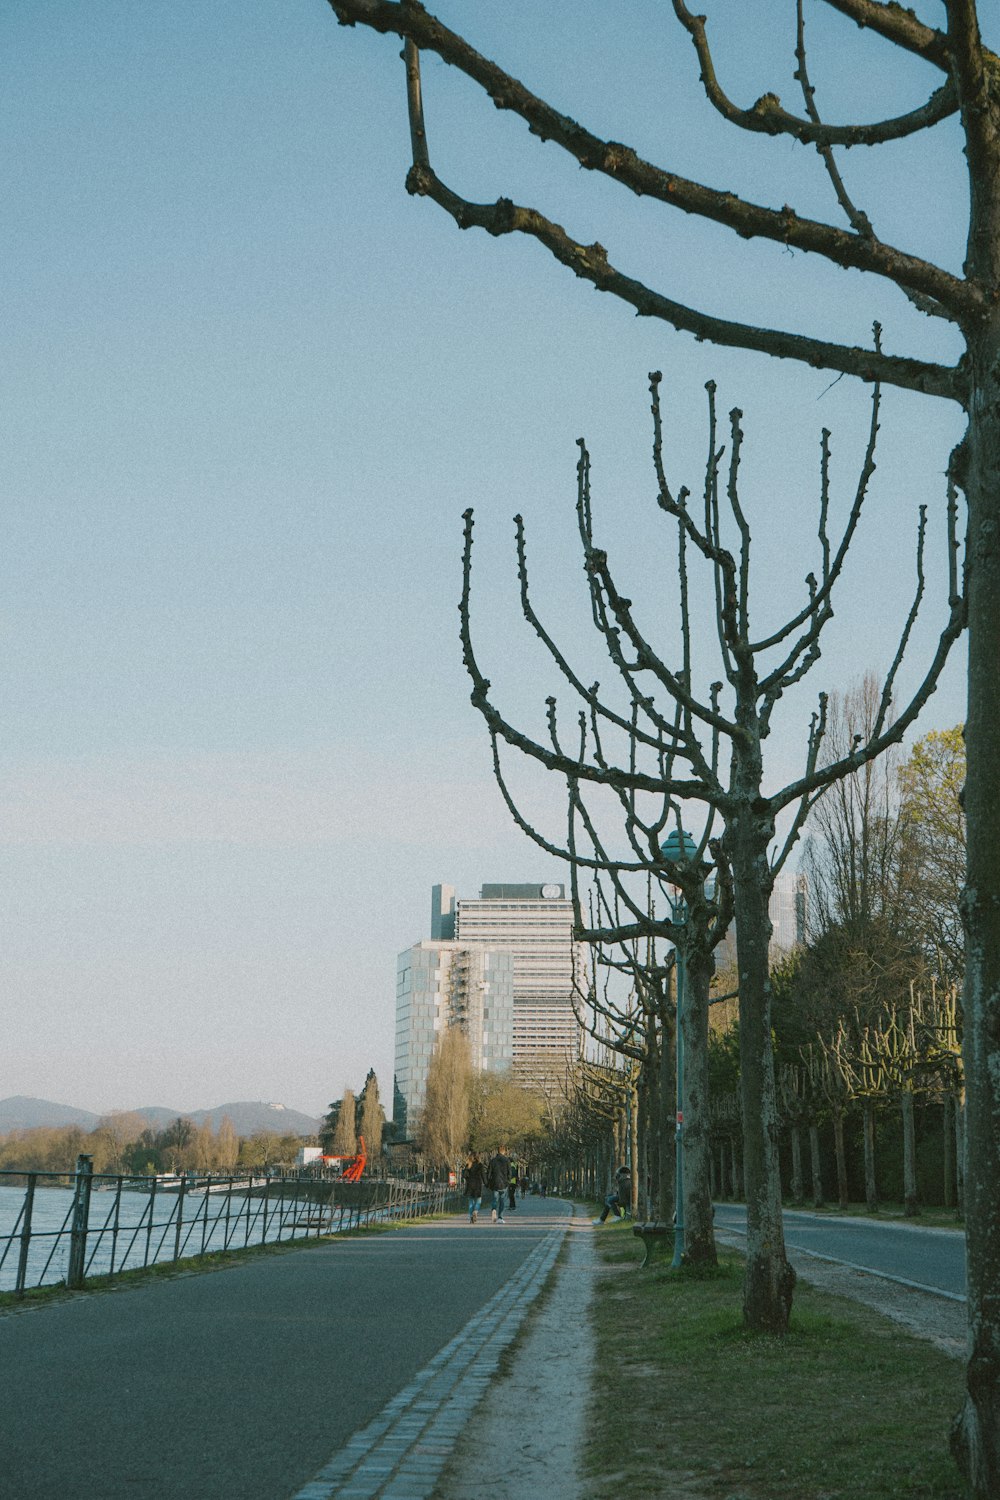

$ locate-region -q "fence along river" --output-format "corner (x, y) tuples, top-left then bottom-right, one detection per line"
(0, 1156), (457, 1296)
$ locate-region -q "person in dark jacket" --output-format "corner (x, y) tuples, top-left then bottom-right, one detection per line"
(486, 1146), (511, 1223)
(463, 1153), (486, 1223)
(593, 1164), (632, 1224)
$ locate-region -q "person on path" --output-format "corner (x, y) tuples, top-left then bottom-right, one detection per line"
(486, 1146), (511, 1223)
(507, 1159), (518, 1212)
(593, 1164), (632, 1224)
(463, 1153), (486, 1224)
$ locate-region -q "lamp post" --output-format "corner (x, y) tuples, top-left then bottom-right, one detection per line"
(662, 828), (697, 1269)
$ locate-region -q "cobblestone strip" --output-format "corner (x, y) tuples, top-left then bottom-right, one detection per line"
(291, 1221), (567, 1500)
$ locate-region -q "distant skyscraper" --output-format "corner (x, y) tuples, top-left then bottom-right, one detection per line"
(769, 869), (808, 955)
(393, 882), (584, 1133)
(454, 884), (584, 1089)
(709, 867), (808, 974)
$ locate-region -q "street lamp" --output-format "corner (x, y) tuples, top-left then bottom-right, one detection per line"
(662, 827), (697, 1269)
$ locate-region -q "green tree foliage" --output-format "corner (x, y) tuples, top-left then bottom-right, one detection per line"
(898, 726), (966, 983)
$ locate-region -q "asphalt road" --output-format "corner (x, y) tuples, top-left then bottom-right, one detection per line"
(0, 1197), (570, 1500)
(714, 1203), (967, 1298)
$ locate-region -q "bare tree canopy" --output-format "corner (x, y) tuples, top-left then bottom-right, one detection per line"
(325, 3), (1000, 1489)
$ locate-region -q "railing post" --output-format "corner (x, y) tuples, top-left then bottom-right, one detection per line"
(109, 1175), (123, 1277)
(16, 1174), (37, 1296)
(173, 1176), (187, 1264)
(67, 1155), (94, 1289)
(144, 1176), (158, 1267)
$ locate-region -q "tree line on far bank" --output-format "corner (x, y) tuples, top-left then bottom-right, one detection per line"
(0, 1113), (308, 1176)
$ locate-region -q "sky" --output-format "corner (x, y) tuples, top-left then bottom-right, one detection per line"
(1, 1), (971, 1118)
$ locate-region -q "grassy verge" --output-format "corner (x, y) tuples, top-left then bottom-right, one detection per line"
(587, 1222), (966, 1500)
(780, 1200), (964, 1230)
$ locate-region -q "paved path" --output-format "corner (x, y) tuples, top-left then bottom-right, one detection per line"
(1, 1196), (573, 1500)
(714, 1204), (967, 1298)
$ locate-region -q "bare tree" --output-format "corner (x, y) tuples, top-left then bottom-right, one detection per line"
(420, 1025), (472, 1169)
(458, 375), (961, 1333)
(324, 6), (1000, 1481)
(575, 861), (730, 1264)
(331, 1087), (358, 1157)
(806, 674), (908, 941)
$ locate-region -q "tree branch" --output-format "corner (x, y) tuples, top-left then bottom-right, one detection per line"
(327, 0), (979, 324)
(820, 0), (952, 70)
(673, 0), (958, 149)
(405, 162), (965, 402)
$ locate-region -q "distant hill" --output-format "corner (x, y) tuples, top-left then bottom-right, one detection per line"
(182, 1102), (322, 1137)
(0, 1096), (99, 1132)
(0, 1097), (321, 1137)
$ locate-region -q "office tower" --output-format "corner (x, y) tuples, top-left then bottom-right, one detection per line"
(769, 869), (808, 955)
(394, 931), (514, 1138)
(394, 882), (584, 1134)
(454, 882), (584, 1091)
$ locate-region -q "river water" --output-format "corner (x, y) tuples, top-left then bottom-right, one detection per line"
(0, 1179), (333, 1293)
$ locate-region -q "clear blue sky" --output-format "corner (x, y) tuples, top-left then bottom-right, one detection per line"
(2, 1), (968, 1117)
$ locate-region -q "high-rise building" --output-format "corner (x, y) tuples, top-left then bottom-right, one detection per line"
(394, 928), (514, 1138)
(453, 883), (584, 1089)
(393, 882), (584, 1133)
(769, 869), (808, 955)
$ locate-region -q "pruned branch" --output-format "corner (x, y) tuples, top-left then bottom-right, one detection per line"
(329, 0), (980, 367)
(673, 0), (958, 150)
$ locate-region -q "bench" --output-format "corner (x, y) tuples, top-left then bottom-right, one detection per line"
(632, 1221), (675, 1268)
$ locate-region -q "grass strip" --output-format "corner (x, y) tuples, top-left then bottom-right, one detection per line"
(587, 1223), (966, 1499)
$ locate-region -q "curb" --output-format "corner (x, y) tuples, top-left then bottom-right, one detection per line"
(292, 1217), (569, 1500)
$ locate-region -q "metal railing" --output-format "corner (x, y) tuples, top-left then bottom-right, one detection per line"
(0, 1156), (462, 1297)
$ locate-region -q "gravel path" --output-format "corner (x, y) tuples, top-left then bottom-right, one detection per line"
(434, 1210), (596, 1500)
(760, 1233), (967, 1358)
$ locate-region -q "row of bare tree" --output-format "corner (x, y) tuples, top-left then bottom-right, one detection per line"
(328, 7), (1000, 1486)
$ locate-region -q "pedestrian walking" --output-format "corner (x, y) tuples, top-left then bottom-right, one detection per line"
(507, 1159), (518, 1211)
(463, 1153), (486, 1223)
(486, 1146), (511, 1223)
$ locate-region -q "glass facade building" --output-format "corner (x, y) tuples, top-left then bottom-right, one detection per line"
(393, 937), (514, 1138)
(454, 883), (584, 1090)
(393, 882), (585, 1134)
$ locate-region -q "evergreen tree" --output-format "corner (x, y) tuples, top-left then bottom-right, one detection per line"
(358, 1069), (385, 1158)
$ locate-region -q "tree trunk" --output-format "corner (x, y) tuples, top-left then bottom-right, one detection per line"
(863, 1100), (879, 1214)
(901, 1090), (920, 1218)
(656, 1009), (674, 1222)
(681, 946), (717, 1266)
(956, 1090), (965, 1220)
(833, 1102), (849, 1211)
(809, 1124), (823, 1208)
(729, 837), (794, 1331)
(790, 1125), (804, 1206)
(628, 1088), (639, 1217)
(949, 314), (1000, 1497)
(943, 1094), (955, 1211)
